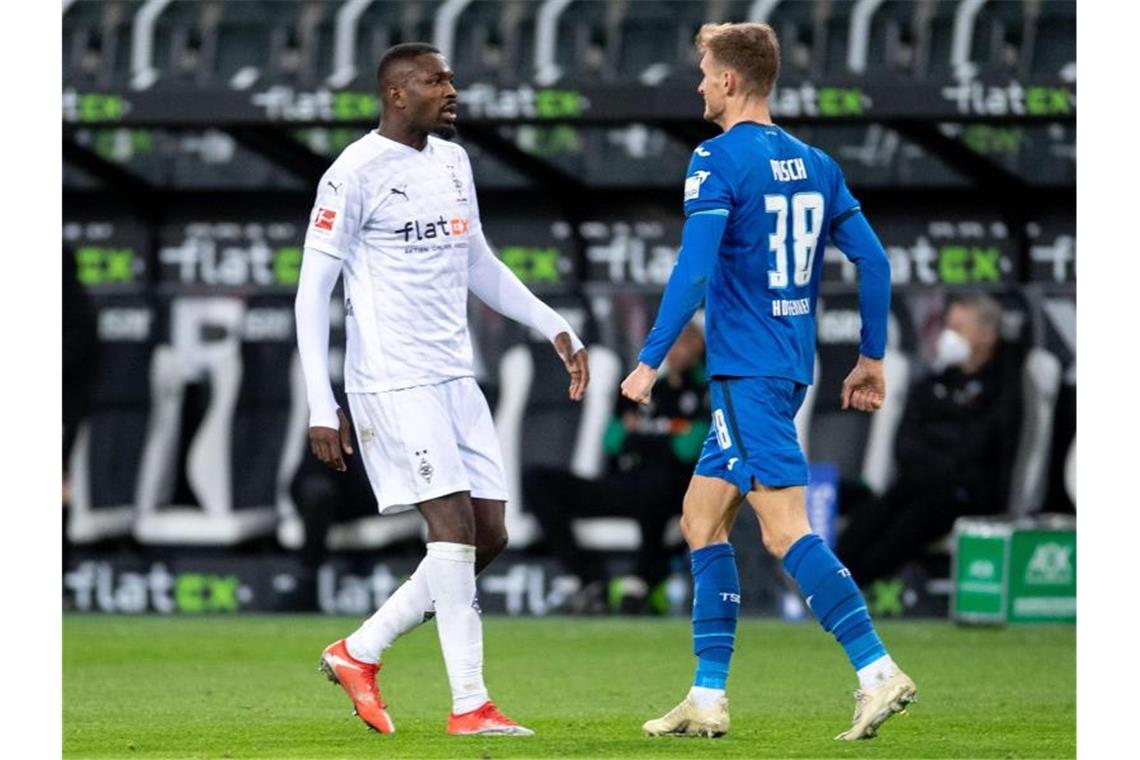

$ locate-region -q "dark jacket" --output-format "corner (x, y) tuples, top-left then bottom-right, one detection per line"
(893, 358), (1021, 513)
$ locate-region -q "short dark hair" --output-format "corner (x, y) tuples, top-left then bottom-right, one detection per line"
(377, 42), (441, 89)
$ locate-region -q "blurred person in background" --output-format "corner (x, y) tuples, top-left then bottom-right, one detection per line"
(289, 392), (377, 610)
(838, 292), (1021, 585)
(524, 322), (710, 615)
(296, 43), (588, 738)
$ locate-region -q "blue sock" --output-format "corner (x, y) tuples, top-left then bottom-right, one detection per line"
(782, 533), (887, 671)
(690, 543), (741, 690)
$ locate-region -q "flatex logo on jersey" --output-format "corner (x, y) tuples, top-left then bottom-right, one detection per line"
(394, 215), (471, 245)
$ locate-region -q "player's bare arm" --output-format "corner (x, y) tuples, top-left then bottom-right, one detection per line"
(308, 408), (355, 472)
(554, 331), (590, 401)
(621, 362), (658, 405)
(840, 354), (885, 412)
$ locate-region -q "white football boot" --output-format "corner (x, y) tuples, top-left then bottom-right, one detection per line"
(642, 694), (729, 738)
(834, 669), (917, 740)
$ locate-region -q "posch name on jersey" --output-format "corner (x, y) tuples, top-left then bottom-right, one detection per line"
(772, 298), (811, 317)
(770, 158), (808, 182)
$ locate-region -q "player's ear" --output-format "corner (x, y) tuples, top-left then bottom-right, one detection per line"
(722, 69), (736, 97)
(386, 84), (405, 109)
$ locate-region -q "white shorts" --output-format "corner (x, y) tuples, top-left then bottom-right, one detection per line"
(347, 377), (509, 514)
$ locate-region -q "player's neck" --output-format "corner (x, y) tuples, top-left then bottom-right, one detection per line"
(376, 121), (430, 152)
(717, 99), (774, 132)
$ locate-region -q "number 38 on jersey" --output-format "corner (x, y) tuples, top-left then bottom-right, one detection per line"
(764, 191), (824, 290)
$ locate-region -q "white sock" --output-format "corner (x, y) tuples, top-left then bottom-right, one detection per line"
(345, 559), (433, 665)
(688, 685), (725, 709)
(424, 541), (488, 715)
(856, 655), (898, 689)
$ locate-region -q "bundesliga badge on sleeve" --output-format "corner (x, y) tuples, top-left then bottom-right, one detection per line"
(313, 208), (337, 232)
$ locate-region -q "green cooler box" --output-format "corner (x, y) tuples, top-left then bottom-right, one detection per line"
(952, 515), (1076, 624)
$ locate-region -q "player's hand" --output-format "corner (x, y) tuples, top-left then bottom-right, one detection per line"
(841, 355), (886, 412)
(621, 362), (658, 405)
(309, 407), (354, 471)
(554, 332), (590, 401)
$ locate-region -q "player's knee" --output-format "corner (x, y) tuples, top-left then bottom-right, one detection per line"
(473, 528), (507, 575)
(681, 513), (721, 550)
(424, 508), (477, 545)
(760, 529), (799, 560)
(480, 530), (508, 558)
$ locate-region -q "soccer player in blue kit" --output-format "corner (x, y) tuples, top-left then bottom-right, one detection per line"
(621, 22), (917, 740)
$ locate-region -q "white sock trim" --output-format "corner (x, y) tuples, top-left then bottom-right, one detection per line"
(856, 655), (898, 689)
(688, 685), (725, 709)
(426, 541), (477, 563)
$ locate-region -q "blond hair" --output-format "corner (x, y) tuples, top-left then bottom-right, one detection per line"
(695, 22), (781, 97)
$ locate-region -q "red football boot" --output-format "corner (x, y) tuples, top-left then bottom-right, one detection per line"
(319, 639), (395, 734)
(447, 700), (534, 736)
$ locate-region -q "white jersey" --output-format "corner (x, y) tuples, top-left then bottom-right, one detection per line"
(303, 131), (481, 393)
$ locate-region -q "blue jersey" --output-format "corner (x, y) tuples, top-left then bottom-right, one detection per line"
(682, 122), (875, 384)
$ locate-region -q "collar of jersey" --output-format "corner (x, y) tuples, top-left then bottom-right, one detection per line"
(730, 120), (780, 132)
(369, 129), (434, 155)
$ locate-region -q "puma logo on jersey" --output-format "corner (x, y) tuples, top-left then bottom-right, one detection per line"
(390, 186), (409, 200)
(694, 146), (711, 157)
(326, 180), (344, 194)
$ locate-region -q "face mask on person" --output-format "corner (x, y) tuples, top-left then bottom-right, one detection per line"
(934, 328), (971, 371)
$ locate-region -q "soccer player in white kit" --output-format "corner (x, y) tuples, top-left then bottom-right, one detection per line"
(295, 43), (590, 737)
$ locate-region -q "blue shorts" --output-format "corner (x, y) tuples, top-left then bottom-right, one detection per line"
(694, 377), (810, 491)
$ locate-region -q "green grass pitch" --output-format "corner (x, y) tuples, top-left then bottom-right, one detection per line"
(63, 615), (1074, 758)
